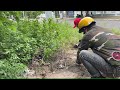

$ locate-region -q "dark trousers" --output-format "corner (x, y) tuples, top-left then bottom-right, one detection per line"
(78, 50), (114, 78)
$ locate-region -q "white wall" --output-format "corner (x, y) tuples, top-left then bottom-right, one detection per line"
(93, 11), (120, 16)
(45, 11), (53, 19)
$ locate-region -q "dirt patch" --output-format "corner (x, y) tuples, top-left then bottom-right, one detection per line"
(25, 48), (91, 79)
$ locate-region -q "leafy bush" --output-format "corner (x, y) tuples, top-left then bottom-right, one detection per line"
(0, 60), (26, 79)
(0, 17), (82, 78)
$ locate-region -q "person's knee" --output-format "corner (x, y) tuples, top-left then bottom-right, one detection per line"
(80, 50), (88, 54)
(79, 50), (94, 62)
(76, 50), (88, 64)
(79, 50), (89, 57)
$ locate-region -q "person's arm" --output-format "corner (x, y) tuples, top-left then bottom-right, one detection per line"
(76, 35), (90, 64)
(78, 34), (91, 51)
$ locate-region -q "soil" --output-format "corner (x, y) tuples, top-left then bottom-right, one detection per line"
(25, 48), (91, 79)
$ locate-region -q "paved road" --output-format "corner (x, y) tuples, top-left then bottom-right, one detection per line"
(62, 18), (120, 30)
(95, 19), (120, 29)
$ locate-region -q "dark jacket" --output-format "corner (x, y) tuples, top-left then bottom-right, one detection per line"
(78, 25), (120, 66)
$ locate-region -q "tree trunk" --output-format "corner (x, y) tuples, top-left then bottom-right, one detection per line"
(81, 11), (83, 17)
(86, 11), (89, 16)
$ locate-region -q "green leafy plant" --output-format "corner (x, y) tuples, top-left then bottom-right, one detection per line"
(0, 12), (82, 78)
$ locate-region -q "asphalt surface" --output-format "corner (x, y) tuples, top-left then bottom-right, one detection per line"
(95, 19), (120, 29)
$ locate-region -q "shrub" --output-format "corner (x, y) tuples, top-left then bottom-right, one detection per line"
(0, 18), (82, 78)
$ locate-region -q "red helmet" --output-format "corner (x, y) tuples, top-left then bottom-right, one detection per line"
(73, 18), (81, 28)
